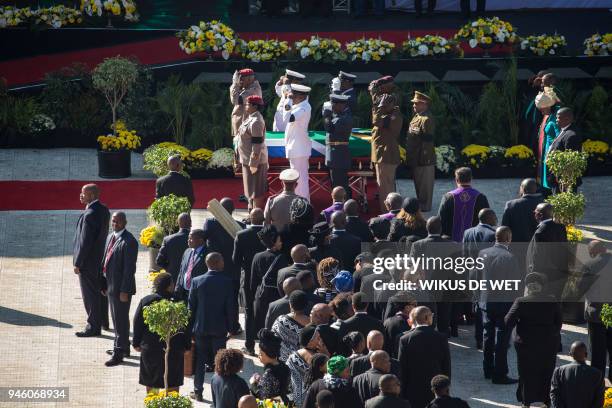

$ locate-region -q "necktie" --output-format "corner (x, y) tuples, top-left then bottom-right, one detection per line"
(103, 234), (117, 274)
(185, 250), (196, 290)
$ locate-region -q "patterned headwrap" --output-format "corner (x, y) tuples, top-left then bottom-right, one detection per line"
(326, 355), (349, 376)
(290, 197), (313, 223)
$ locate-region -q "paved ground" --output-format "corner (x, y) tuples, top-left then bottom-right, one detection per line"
(0, 149), (609, 408)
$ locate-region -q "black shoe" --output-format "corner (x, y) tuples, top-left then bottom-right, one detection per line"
(106, 349), (130, 357)
(492, 376), (518, 385)
(104, 355), (123, 367)
(102, 325), (113, 332)
(230, 328), (243, 336)
(476, 342), (483, 350)
(241, 347), (256, 356)
(75, 329), (100, 337)
(190, 392), (203, 402)
(450, 328), (459, 338)
(205, 364), (214, 372)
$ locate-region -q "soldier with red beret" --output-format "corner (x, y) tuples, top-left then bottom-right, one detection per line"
(230, 68), (263, 141)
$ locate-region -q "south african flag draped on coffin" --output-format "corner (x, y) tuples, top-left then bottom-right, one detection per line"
(265, 129), (372, 158)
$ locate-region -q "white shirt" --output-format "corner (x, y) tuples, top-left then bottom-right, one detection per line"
(113, 229), (125, 239)
(284, 99), (312, 158)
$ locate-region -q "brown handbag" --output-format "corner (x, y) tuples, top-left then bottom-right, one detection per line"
(183, 338), (195, 377)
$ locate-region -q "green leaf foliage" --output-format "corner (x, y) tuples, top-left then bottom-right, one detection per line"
(601, 304), (612, 328)
(155, 75), (202, 146)
(188, 83), (232, 150)
(546, 150), (588, 192)
(583, 85), (612, 144)
(144, 392), (193, 408)
(545, 191), (585, 225)
(143, 299), (190, 342)
(478, 82), (509, 146)
(143, 145), (189, 177)
(148, 194), (192, 235)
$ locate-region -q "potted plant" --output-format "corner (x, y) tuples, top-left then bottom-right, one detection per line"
(582, 139), (611, 176)
(434, 145), (456, 179)
(504, 144), (536, 178)
(96, 121), (141, 178)
(459, 144), (490, 177)
(143, 142), (191, 178)
(139, 225), (164, 272)
(143, 299), (191, 407)
(148, 194), (192, 235)
(454, 16), (518, 57)
(206, 147), (235, 178)
(184, 148), (213, 179)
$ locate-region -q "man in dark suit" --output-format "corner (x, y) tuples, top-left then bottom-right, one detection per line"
(276, 244), (316, 296)
(73, 184), (110, 337)
(410, 216), (459, 336)
(397, 306), (450, 408)
(546, 107), (583, 193)
(265, 277), (302, 330)
(353, 350), (391, 404)
(155, 212), (190, 281)
(188, 252), (238, 402)
(345, 199), (374, 242)
(351, 330), (401, 378)
(101, 212), (138, 366)
(310, 303), (343, 356)
(473, 227), (521, 384)
(365, 374), (411, 408)
(330, 211), (362, 273)
(527, 202), (568, 299)
(203, 197), (245, 333)
(155, 155), (195, 206)
(338, 292), (385, 341)
(501, 178), (544, 244)
(578, 240), (612, 382)
(175, 229), (208, 301)
(426, 375), (470, 408)
(232, 208), (266, 354)
(550, 341), (605, 408)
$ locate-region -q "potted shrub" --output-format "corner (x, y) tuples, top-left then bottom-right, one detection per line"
(139, 225), (164, 272)
(206, 147), (235, 178)
(142, 299), (191, 407)
(96, 121), (141, 178)
(504, 144), (536, 178)
(582, 139), (611, 177)
(434, 145), (456, 179)
(148, 194), (192, 235)
(184, 148), (213, 179)
(459, 144), (490, 177)
(143, 142), (191, 178)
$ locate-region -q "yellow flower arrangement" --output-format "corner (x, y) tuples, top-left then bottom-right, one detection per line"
(455, 17), (518, 49)
(582, 139), (609, 162)
(97, 121), (142, 151)
(461, 144), (490, 168)
(505, 144), (534, 160)
(402, 35), (459, 57)
(603, 388), (612, 408)
(140, 225), (164, 248)
(177, 20), (237, 59)
(80, 0), (139, 22)
(345, 38), (395, 62)
(185, 148), (214, 169)
(144, 389), (192, 408)
(155, 142), (191, 160)
(566, 225), (583, 243)
(34, 5), (83, 28)
(584, 33), (612, 56)
(0, 6), (34, 28)
(520, 34), (566, 56)
(294, 36), (347, 62)
(239, 39), (291, 62)
(256, 399), (288, 408)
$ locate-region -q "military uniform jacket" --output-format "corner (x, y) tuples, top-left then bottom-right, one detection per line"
(324, 108), (353, 169)
(371, 107), (403, 164)
(263, 191), (299, 229)
(341, 88), (357, 112)
(236, 111), (268, 167)
(230, 80), (262, 136)
(283, 99), (312, 158)
(406, 110), (435, 167)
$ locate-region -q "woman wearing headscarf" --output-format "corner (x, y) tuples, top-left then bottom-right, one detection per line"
(534, 87), (561, 191)
(302, 355), (364, 408)
(132, 272), (189, 392)
(280, 196), (314, 258)
(505, 273), (562, 408)
(286, 327), (330, 407)
(235, 94), (269, 211)
(249, 329), (290, 404)
(314, 257), (341, 303)
(251, 225), (290, 333)
(388, 197), (427, 242)
(271, 290), (311, 362)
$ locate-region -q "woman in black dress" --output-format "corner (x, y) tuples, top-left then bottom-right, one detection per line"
(388, 197), (427, 242)
(505, 273), (562, 408)
(132, 272), (188, 392)
(249, 329), (291, 404)
(210, 349), (250, 408)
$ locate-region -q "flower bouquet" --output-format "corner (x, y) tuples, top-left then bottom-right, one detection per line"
(401, 35), (461, 58)
(294, 36), (347, 63)
(460, 144), (490, 169)
(345, 38), (396, 62)
(33, 5), (83, 28)
(80, 0), (139, 23)
(504, 144), (535, 171)
(177, 20), (237, 59)
(0, 6), (34, 28)
(239, 39), (291, 62)
(455, 17), (517, 55)
(97, 121), (141, 151)
(140, 225), (164, 249)
(435, 145), (456, 177)
(583, 33), (612, 56)
(519, 34), (566, 56)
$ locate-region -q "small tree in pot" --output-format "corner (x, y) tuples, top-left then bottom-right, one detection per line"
(148, 194), (192, 235)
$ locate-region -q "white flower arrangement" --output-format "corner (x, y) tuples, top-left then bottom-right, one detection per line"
(239, 39), (290, 62)
(583, 33), (612, 56)
(520, 34), (566, 56)
(435, 145), (456, 175)
(80, 0), (138, 21)
(455, 17), (517, 49)
(0, 6), (33, 28)
(33, 5), (83, 28)
(294, 36), (347, 62)
(401, 35), (459, 58)
(345, 38), (395, 62)
(177, 20), (237, 59)
(207, 148), (235, 169)
(29, 114), (56, 133)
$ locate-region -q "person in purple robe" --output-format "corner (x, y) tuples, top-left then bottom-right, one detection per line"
(379, 192), (403, 221)
(319, 186), (347, 224)
(438, 167), (490, 243)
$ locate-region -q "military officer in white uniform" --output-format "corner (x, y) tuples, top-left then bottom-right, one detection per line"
(283, 83), (312, 200)
(273, 69), (306, 132)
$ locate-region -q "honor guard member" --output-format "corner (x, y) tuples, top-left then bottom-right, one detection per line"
(324, 93), (353, 196)
(230, 68), (262, 138)
(283, 83), (312, 200)
(273, 69), (306, 132)
(336, 71), (357, 112)
(264, 168), (301, 229)
(406, 91), (436, 212)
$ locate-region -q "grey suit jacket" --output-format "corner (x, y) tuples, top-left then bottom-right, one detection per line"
(102, 230), (138, 296)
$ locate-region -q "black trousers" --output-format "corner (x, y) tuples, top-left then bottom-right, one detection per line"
(101, 294), (109, 328)
(108, 292), (132, 353)
(194, 335), (227, 393)
(329, 167), (350, 199)
(243, 288), (256, 350)
(515, 341), (557, 405)
(588, 321), (612, 380)
(435, 301), (451, 336)
(460, 0), (485, 15)
(482, 306), (511, 379)
(78, 270), (102, 332)
(414, 0), (436, 14)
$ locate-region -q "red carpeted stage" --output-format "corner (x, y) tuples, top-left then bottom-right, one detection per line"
(0, 179), (380, 216)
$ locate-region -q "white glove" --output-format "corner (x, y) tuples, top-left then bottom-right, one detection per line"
(322, 101), (332, 114)
(331, 77), (341, 92)
(284, 98), (293, 111)
(232, 70), (239, 83)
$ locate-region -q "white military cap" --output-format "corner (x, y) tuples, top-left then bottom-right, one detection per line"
(338, 71), (356, 80)
(290, 83), (311, 93)
(279, 168), (300, 182)
(286, 69), (306, 79)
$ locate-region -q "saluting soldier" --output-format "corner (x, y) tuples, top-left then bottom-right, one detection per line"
(284, 83), (312, 200)
(406, 91), (436, 212)
(263, 168), (301, 230)
(368, 75), (402, 119)
(230, 68), (262, 139)
(336, 71), (357, 112)
(273, 69), (306, 132)
(324, 93), (353, 196)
